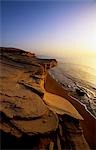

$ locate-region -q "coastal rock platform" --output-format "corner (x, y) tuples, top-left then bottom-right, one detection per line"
(0, 47), (89, 149)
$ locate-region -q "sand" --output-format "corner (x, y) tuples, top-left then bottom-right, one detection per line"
(43, 91), (83, 120)
(45, 73), (96, 149)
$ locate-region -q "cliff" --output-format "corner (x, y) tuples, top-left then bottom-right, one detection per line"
(0, 47), (89, 149)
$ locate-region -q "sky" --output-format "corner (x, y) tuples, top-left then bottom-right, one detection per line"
(1, 0), (96, 58)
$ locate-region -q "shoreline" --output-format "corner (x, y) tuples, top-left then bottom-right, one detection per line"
(45, 73), (96, 148)
(69, 94), (96, 119)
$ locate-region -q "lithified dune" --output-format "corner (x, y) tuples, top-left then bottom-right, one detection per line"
(0, 47), (90, 149)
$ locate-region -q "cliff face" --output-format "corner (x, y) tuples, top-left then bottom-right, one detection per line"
(0, 47), (89, 149)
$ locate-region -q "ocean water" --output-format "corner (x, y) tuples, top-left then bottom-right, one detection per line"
(49, 57), (96, 118)
(58, 57), (96, 86)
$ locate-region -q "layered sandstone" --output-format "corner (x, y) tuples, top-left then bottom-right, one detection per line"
(0, 47), (89, 149)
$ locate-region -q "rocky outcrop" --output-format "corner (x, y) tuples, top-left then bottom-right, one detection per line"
(0, 47), (35, 57)
(0, 47), (89, 149)
(0, 47), (58, 135)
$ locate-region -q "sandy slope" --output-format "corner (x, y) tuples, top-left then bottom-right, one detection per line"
(43, 91), (83, 120)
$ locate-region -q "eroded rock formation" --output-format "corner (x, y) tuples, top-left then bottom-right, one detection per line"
(0, 47), (89, 149)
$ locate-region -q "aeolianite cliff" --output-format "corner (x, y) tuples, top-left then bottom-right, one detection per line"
(0, 47), (89, 149)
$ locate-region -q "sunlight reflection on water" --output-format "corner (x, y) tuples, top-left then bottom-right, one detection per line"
(57, 57), (96, 87)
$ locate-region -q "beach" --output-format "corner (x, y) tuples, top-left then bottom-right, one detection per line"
(45, 73), (96, 149)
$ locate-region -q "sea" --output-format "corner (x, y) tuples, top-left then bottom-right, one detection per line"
(38, 55), (96, 118)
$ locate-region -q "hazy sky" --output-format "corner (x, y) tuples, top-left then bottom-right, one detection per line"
(1, 0), (96, 58)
